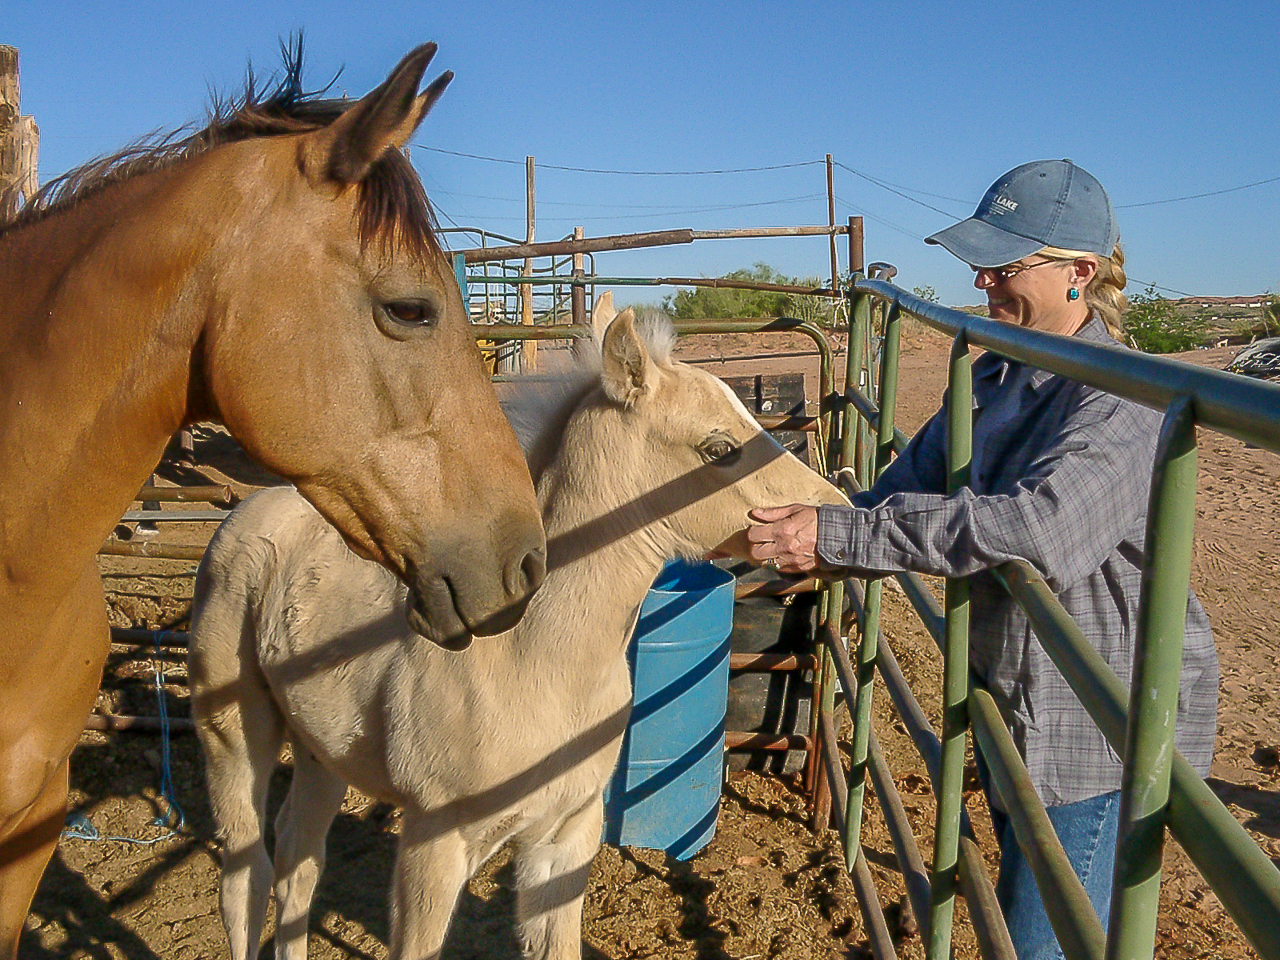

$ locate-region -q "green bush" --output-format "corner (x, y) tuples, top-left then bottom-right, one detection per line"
(662, 262), (843, 327)
(1124, 285), (1209, 353)
(662, 263), (792, 319)
(1262, 293), (1280, 337)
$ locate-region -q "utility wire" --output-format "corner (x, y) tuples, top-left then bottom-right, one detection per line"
(421, 144), (1277, 214)
(834, 197), (922, 242)
(418, 146), (1266, 298)
(416, 145), (822, 176)
(1126, 278), (1198, 298)
(1118, 175), (1280, 209)
(833, 160), (967, 219)
(466, 193), (829, 225)
(433, 188), (812, 211)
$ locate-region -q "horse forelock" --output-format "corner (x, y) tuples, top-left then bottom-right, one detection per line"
(632, 308), (678, 367)
(0, 40), (440, 259)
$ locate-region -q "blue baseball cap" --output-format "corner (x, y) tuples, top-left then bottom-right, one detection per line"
(926, 159), (1119, 268)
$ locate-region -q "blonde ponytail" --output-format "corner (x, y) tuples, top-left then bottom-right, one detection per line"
(1039, 243), (1128, 338)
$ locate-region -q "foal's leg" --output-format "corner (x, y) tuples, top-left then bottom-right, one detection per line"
(0, 561), (110, 960)
(514, 798), (605, 960)
(190, 625), (287, 960)
(199, 687), (286, 960)
(271, 740), (347, 960)
(389, 816), (470, 960)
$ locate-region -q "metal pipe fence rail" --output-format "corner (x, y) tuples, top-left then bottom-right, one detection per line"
(824, 278), (1280, 960)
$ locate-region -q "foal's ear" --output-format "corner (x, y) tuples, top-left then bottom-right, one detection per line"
(302, 43), (452, 187)
(601, 309), (652, 408)
(591, 291), (618, 343)
(572, 290), (616, 363)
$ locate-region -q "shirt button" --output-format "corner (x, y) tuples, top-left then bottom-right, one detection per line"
(836, 550), (847, 560)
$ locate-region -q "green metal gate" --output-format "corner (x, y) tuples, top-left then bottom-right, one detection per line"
(824, 277), (1280, 960)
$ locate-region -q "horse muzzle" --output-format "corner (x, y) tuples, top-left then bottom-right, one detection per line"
(403, 541), (546, 649)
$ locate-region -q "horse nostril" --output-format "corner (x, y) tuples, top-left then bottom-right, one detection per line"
(508, 546), (546, 597)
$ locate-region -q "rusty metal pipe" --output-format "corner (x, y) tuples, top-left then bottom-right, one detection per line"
(726, 732), (812, 752)
(461, 229), (695, 263)
(733, 577), (821, 600)
(99, 541), (206, 561)
(134, 484), (234, 504)
(85, 713), (193, 733)
(109, 627), (189, 648)
(730, 653), (818, 672)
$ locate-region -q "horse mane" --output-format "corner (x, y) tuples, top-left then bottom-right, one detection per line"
(0, 38), (441, 258)
(502, 308), (678, 483)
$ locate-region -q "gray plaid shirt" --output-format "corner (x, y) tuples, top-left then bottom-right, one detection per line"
(817, 317), (1217, 806)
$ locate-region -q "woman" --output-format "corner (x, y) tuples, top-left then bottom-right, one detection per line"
(746, 160), (1218, 959)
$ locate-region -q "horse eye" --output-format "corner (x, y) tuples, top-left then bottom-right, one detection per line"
(383, 299), (439, 327)
(701, 439), (741, 465)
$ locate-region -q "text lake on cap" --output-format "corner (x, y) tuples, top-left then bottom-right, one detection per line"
(925, 159), (1120, 268)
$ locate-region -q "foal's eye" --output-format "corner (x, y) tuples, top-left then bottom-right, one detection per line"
(382, 298), (439, 327)
(701, 439), (741, 465)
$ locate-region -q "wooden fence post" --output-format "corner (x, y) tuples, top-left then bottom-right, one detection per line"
(0, 45), (39, 220)
(571, 225), (586, 328)
(521, 155), (537, 372)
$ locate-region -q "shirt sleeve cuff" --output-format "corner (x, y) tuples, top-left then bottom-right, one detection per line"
(816, 503), (861, 567)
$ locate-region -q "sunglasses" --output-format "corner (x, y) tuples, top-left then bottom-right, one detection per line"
(970, 259), (1063, 283)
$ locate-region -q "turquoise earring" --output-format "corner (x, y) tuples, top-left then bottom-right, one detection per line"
(1067, 287), (1080, 301)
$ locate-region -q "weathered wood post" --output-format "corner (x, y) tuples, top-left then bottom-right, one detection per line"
(826, 154), (838, 288)
(571, 225), (586, 328)
(0, 44), (40, 219)
(520, 154), (538, 372)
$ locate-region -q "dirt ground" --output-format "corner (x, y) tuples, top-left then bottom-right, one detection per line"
(24, 329), (1278, 959)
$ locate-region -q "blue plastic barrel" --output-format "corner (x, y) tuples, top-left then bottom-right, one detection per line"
(602, 559), (734, 860)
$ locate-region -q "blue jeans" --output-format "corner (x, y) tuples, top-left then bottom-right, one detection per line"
(987, 788), (1122, 960)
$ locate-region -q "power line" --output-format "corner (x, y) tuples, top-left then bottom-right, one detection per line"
(1117, 174), (1280, 209)
(416, 145), (823, 176)
(1126, 277), (1198, 298)
(432, 188), (814, 211)
(456, 193), (830, 226)
(420, 144), (1277, 214)
(832, 160), (967, 219)
(834, 163), (971, 207)
(834, 197), (923, 242)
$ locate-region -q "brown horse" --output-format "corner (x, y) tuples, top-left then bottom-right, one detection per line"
(0, 43), (544, 954)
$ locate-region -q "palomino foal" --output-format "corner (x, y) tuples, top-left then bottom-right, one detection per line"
(189, 306), (847, 960)
(0, 44), (542, 954)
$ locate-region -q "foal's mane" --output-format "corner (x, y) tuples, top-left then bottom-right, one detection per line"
(502, 309), (679, 484)
(0, 39), (440, 257)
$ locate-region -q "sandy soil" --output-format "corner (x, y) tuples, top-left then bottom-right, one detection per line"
(24, 330), (1278, 959)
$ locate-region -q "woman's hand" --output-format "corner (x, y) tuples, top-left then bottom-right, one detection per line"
(745, 504), (821, 575)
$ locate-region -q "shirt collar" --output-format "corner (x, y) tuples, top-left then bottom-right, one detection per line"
(973, 314), (1114, 402)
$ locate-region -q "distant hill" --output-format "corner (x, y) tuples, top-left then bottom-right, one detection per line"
(948, 294), (1275, 346)
(1174, 295), (1269, 309)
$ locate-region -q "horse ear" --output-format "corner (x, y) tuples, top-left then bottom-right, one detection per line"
(572, 290), (617, 364)
(302, 43), (453, 187)
(591, 291), (617, 343)
(600, 308), (652, 408)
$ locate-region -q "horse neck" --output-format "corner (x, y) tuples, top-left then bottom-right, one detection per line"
(506, 418), (673, 675)
(0, 168), (208, 605)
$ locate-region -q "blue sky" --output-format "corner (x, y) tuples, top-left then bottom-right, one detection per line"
(7, 0), (1278, 307)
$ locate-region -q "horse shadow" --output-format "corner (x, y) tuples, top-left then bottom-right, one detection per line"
(31, 734), (612, 959)
(1206, 776), (1280, 868)
(25, 731), (216, 959)
(293, 795), (613, 960)
(153, 424), (283, 490)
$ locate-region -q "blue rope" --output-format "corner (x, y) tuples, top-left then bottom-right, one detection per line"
(151, 628), (186, 835)
(62, 630), (185, 845)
